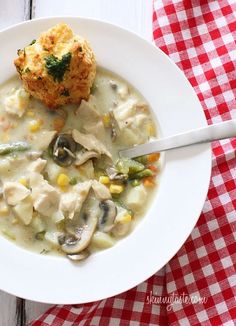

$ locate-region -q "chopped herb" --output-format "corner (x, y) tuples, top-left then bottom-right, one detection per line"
(40, 249), (50, 255)
(35, 231), (46, 241)
(24, 67), (31, 73)
(17, 49), (21, 56)
(69, 177), (78, 185)
(61, 89), (70, 97)
(29, 39), (36, 45)
(16, 66), (23, 74)
(79, 46), (83, 52)
(47, 147), (53, 158)
(90, 83), (97, 94)
(37, 76), (42, 80)
(45, 52), (72, 82)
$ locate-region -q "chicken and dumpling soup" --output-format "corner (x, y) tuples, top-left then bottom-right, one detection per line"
(0, 24), (160, 261)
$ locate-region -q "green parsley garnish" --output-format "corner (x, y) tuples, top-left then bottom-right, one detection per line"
(45, 52), (72, 82)
(29, 39), (36, 45)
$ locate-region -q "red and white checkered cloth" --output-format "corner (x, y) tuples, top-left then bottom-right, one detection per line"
(29, 1), (236, 325)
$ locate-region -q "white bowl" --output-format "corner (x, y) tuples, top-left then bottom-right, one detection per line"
(0, 17), (211, 304)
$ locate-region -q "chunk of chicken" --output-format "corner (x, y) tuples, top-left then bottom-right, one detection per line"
(72, 129), (111, 158)
(92, 180), (111, 200)
(27, 158), (47, 173)
(3, 182), (30, 206)
(77, 160), (95, 180)
(60, 180), (92, 219)
(4, 88), (30, 117)
(113, 100), (150, 145)
(113, 99), (136, 130)
(31, 130), (57, 151)
(32, 185), (60, 218)
(12, 195), (33, 225)
(30, 173), (60, 217)
(76, 98), (105, 138)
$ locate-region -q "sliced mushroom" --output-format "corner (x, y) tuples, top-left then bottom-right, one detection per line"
(106, 167), (128, 181)
(98, 200), (117, 232)
(75, 149), (100, 166)
(72, 129), (112, 158)
(109, 110), (118, 142)
(65, 221), (84, 239)
(67, 250), (90, 261)
(60, 216), (97, 254)
(50, 133), (77, 167)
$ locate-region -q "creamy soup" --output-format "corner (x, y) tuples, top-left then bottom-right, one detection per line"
(0, 68), (160, 260)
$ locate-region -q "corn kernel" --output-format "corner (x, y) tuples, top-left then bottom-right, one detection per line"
(27, 110), (35, 117)
(99, 176), (110, 185)
(0, 203), (9, 216)
(102, 114), (110, 127)
(2, 133), (9, 142)
(57, 173), (69, 187)
(12, 218), (19, 225)
(120, 213), (132, 224)
(147, 123), (155, 137)
(29, 119), (41, 132)
(18, 178), (28, 187)
(109, 184), (124, 194)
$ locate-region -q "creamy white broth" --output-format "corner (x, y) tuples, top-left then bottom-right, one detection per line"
(0, 67), (160, 258)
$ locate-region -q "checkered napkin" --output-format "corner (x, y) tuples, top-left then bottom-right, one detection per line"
(29, 1), (236, 325)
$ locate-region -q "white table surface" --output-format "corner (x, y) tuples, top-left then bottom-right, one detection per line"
(0, 0), (153, 325)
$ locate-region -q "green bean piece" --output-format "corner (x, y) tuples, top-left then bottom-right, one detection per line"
(129, 169), (153, 180)
(134, 155), (148, 165)
(116, 158), (144, 174)
(0, 142), (30, 155)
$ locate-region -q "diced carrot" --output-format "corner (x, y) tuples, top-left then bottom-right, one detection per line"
(147, 153), (160, 163)
(147, 165), (158, 173)
(143, 177), (156, 187)
(54, 117), (65, 132)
